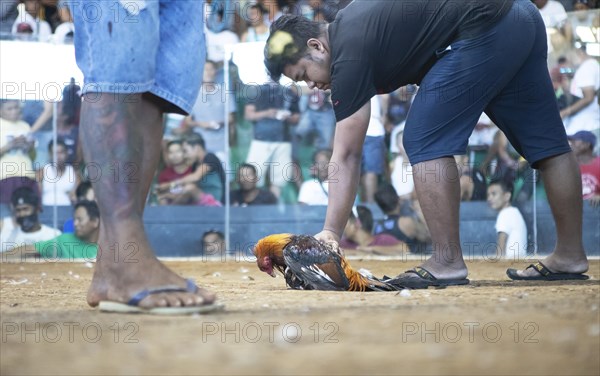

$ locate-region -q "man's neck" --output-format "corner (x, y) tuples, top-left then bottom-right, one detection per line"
(22, 224), (42, 233)
(576, 151), (595, 164)
(242, 188), (260, 202)
(83, 231), (99, 244)
(172, 163), (189, 174)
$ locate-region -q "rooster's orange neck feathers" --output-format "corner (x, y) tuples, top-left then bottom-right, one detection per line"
(253, 233), (293, 261)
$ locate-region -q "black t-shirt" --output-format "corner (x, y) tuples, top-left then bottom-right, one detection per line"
(328, 0), (513, 121)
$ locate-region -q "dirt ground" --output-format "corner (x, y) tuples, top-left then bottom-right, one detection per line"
(1, 257), (599, 376)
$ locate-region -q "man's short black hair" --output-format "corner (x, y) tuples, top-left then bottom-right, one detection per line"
(74, 200), (100, 221)
(47, 138), (67, 152)
(184, 133), (206, 150)
(75, 181), (93, 200)
(350, 205), (374, 233)
(238, 163), (257, 175)
(488, 178), (514, 197)
(374, 184), (400, 214)
(264, 15), (324, 81)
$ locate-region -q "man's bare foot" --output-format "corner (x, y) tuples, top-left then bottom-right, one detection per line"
(87, 252), (216, 309)
(512, 252), (589, 278)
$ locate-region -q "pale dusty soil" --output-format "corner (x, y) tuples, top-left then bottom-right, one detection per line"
(1, 258), (599, 376)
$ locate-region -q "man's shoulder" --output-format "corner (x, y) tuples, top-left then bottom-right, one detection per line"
(39, 225), (62, 236)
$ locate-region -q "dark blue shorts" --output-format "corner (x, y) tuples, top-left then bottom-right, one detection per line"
(404, 0), (571, 168)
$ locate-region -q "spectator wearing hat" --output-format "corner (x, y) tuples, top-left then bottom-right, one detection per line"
(0, 186), (61, 252)
(569, 130), (600, 206)
(3, 200), (100, 261)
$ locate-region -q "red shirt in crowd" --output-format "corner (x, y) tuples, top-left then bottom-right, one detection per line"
(158, 166), (193, 184)
(580, 157), (600, 199)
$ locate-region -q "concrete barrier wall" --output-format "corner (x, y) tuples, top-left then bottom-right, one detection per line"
(2, 202), (598, 257)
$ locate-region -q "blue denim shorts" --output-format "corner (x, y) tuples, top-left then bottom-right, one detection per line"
(70, 0), (205, 115)
(404, 0), (571, 168)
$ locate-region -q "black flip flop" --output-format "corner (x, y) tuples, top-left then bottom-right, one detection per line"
(506, 261), (589, 281)
(385, 266), (470, 289)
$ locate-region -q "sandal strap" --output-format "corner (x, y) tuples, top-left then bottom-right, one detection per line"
(128, 279), (198, 306)
(526, 262), (551, 277)
(404, 266), (437, 281)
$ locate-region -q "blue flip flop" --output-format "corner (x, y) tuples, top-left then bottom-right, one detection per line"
(98, 279), (224, 315)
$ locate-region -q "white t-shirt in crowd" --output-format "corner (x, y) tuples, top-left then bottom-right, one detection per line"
(537, 0), (568, 54)
(298, 179), (329, 205)
(538, 0), (568, 28)
(205, 27), (240, 63)
(0, 217), (61, 252)
(391, 155), (414, 198)
(565, 58), (600, 134)
(366, 96), (385, 137)
(495, 206), (528, 260)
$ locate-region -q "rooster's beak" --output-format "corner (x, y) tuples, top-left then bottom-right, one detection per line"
(270, 270), (277, 278)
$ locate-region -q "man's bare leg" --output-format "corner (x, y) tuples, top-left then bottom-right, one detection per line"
(515, 152), (588, 277)
(82, 93), (215, 308)
(408, 157), (468, 279)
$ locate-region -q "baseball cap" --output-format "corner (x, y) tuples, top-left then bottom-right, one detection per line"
(10, 187), (40, 208)
(568, 131), (597, 149)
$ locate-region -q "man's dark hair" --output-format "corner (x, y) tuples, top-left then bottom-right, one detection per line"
(47, 138), (67, 152)
(238, 163), (257, 175)
(75, 181), (93, 200)
(203, 229), (225, 241)
(184, 133), (206, 150)
(264, 15), (324, 81)
(74, 200), (100, 221)
(374, 184), (400, 214)
(350, 205), (374, 233)
(249, 3), (266, 14)
(166, 139), (183, 150)
(488, 178), (514, 198)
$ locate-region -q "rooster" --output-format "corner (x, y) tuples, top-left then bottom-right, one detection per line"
(253, 233), (400, 292)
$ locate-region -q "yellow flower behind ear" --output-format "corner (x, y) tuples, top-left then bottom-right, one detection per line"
(268, 31), (297, 57)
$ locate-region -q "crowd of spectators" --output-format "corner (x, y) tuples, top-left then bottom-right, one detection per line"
(1, 0), (598, 257)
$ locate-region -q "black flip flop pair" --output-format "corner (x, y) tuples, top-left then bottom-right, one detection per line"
(387, 262), (589, 289)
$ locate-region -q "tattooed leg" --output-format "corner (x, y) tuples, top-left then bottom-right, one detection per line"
(81, 93), (215, 308)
